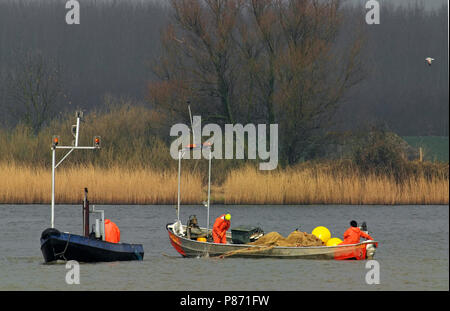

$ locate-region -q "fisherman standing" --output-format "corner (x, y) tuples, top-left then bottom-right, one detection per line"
(212, 214), (231, 244)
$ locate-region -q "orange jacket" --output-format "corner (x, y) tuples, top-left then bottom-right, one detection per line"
(104, 219), (120, 243)
(212, 214), (230, 238)
(341, 227), (373, 245)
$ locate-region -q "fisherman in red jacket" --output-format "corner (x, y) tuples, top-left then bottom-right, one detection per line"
(340, 220), (374, 245)
(104, 219), (121, 243)
(212, 214), (231, 244)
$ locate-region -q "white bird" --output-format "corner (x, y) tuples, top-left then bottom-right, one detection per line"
(173, 37), (185, 44)
(425, 57), (435, 66)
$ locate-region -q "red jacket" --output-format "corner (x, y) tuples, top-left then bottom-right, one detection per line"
(212, 214), (230, 238)
(341, 227), (373, 245)
(104, 219), (120, 243)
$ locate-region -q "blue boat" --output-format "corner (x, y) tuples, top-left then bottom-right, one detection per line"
(40, 111), (144, 263)
(40, 228), (144, 263)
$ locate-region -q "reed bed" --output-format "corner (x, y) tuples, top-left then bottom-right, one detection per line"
(222, 165), (449, 205)
(0, 162), (448, 205)
(0, 162), (203, 205)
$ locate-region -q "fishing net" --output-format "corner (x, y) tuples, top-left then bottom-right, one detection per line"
(249, 231), (324, 247)
(217, 231), (324, 258)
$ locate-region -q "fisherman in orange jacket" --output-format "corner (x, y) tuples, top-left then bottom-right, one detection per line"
(104, 219), (120, 243)
(340, 220), (374, 245)
(212, 214), (231, 244)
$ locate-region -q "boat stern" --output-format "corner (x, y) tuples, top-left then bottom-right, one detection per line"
(334, 241), (378, 260)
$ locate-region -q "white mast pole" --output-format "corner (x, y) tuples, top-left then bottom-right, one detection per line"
(51, 146), (56, 228)
(50, 111), (100, 229)
(177, 150), (182, 221)
(206, 148), (211, 234)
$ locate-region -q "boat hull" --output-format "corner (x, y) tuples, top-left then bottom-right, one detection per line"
(40, 228), (144, 263)
(167, 223), (376, 260)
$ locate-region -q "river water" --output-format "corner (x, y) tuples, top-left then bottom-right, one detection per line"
(0, 204), (448, 291)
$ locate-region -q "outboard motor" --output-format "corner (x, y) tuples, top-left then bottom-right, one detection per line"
(360, 221), (377, 259)
(360, 221), (368, 232)
(187, 215), (199, 228)
(366, 243), (376, 259)
(186, 215), (205, 239)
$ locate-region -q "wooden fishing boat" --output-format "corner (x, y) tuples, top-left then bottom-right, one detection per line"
(166, 145), (378, 260)
(166, 113), (377, 260)
(166, 222), (377, 260)
(40, 111), (144, 263)
(166, 107), (378, 260)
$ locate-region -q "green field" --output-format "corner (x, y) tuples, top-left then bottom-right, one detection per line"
(403, 136), (449, 162)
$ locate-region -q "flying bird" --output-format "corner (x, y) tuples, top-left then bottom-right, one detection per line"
(425, 57), (435, 66)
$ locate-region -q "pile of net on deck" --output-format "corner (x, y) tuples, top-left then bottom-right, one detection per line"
(218, 231), (324, 258)
(250, 231), (324, 247)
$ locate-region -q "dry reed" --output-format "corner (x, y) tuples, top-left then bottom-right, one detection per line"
(222, 165), (449, 205)
(0, 162), (203, 205)
(0, 162), (448, 205)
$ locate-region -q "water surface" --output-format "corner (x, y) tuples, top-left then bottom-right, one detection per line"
(0, 204), (448, 290)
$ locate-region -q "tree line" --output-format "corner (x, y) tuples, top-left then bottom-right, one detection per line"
(0, 0), (447, 166)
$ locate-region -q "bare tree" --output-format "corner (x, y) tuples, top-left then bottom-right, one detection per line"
(149, 0), (244, 125)
(243, 0), (280, 125)
(276, 0), (364, 163)
(241, 0), (365, 163)
(150, 0), (365, 164)
(6, 51), (64, 133)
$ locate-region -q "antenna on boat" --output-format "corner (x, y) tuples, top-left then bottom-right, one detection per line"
(50, 110), (101, 228)
(176, 102), (193, 223)
(176, 143), (212, 233)
(177, 105), (213, 238)
(186, 102), (195, 146)
(177, 148), (184, 222)
(188, 102), (193, 137)
(187, 102), (202, 147)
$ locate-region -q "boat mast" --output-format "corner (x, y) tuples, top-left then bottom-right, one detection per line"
(176, 103), (195, 223)
(175, 104), (193, 223)
(177, 149), (182, 222)
(50, 111), (100, 228)
(206, 148), (211, 234)
(177, 105), (213, 234)
(51, 145), (56, 228)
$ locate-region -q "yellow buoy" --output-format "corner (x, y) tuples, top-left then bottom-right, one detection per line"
(197, 237), (207, 242)
(311, 226), (331, 243)
(326, 237), (343, 247)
